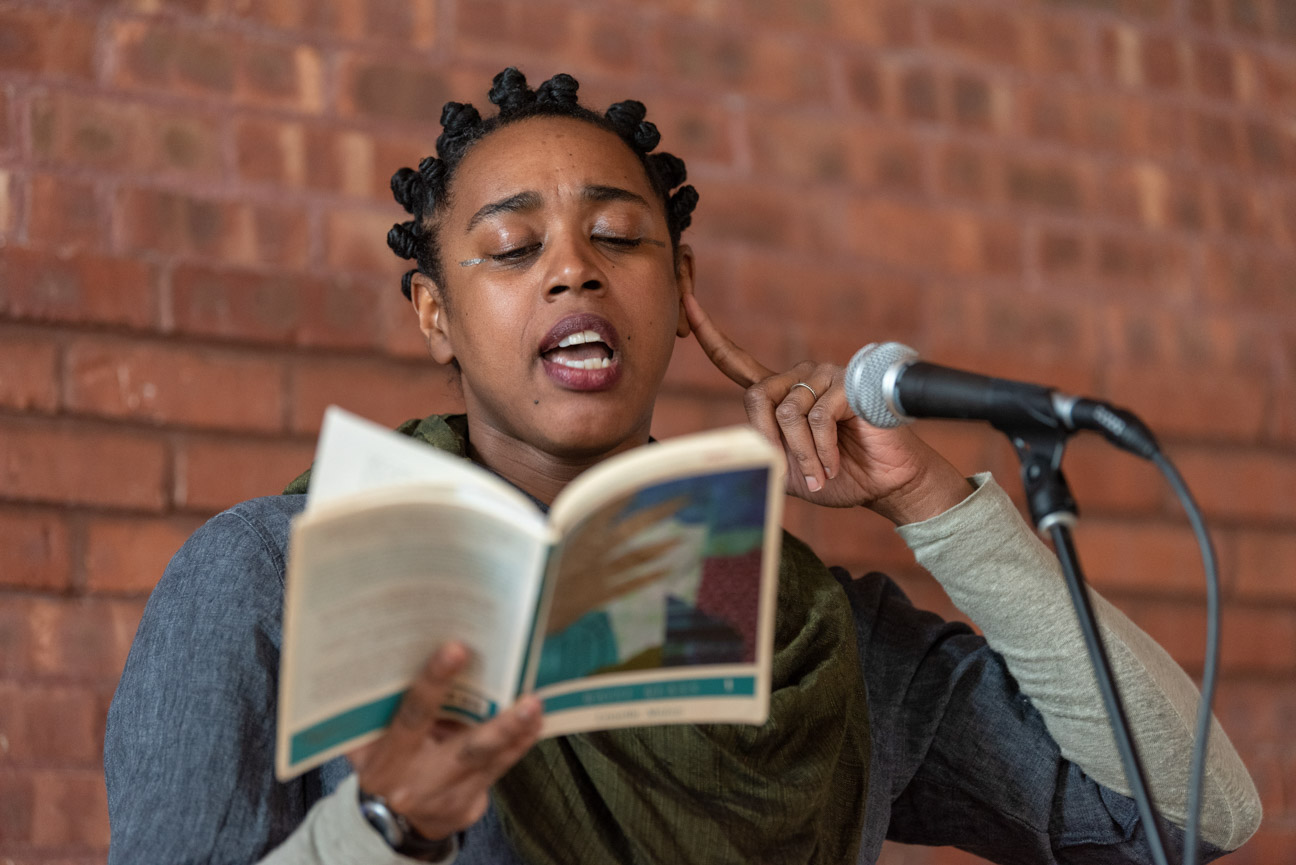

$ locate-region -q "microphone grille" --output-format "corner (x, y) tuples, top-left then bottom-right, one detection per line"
(844, 342), (918, 428)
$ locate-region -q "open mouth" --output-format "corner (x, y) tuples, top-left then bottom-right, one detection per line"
(542, 329), (615, 369)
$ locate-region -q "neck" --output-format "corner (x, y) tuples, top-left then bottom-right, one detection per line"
(464, 417), (652, 505)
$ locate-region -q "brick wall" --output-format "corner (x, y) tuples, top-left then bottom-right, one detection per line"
(0, 0), (1292, 862)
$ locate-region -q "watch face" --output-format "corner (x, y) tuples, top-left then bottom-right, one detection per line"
(359, 796), (405, 848)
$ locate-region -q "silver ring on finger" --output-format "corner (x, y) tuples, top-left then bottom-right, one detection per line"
(790, 382), (818, 400)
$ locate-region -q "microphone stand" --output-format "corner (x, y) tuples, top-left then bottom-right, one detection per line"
(1002, 426), (1172, 865)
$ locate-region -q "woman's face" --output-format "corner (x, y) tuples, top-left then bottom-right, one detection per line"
(413, 116), (693, 460)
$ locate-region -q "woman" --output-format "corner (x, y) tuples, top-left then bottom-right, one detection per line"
(105, 68), (1261, 864)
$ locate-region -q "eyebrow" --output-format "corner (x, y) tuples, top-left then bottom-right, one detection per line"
(465, 191), (543, 233)
(463, 185), (652, 233)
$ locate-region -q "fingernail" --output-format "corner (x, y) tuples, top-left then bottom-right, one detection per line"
(805, 475), (821, 492)
(517, 699), (541, 722)
(826, 466), (837, 480)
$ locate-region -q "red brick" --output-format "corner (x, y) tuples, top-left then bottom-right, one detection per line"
(84, 516), (201, 595)
(0, 332), (58, 412)
(30, 92), (223, 179)
(1101, 366), (1268, 442)
(0, 6), (95, 79)
(111, 20), (323, 112)
(734, 252), (923, 343)
(1074, 520), (1217, 596)
(1233, 529), (1296, 601)
(241, 42), (324, 112)
(337, 54), (451, 122)
(1202, 246), (1292, 315)
(174, 436), (315, 511)
(1093, 233), (1191, 299)
(117, 187), (308, 269)
(1120, 600), (1296, 674)
(21, 596), (146, 680)
(937, 141), (1001, 203)
(111, 19), (235, 96)
(1170, 446), (1296, 524)
(0, 682), (102, 764)
(1005, 155), (1086, 212)
(1064, 435), (1166, 515)
(26, 172), (106, 253)
(1023, 13), (1092, 79)
(0, 771), (34, 843)
(30, 769), (111, 847)
(928, 3), (1024, 68)
(0, 84), (11, 151)
(845, 200), (1022, 278)
(1211, 679), (1296, 745)
(647, 393), (711, 442)
(1140, 32), (1186, 90)
(659, 24), (830, 105)
(0, 169), (12, 236)
(752, 113), (926, 192)
(0, 248), (156, 329)
(1193, 109), (1244, 168)
(375, 285), (437, 360)
(288, 358), (462, 435)
(0, 420), (167, 510)
(64, 338), (286, 432)
(898, 65), (942, 122)
(687, 180), (809, 253)
(456, 0), (572, 61)
(170, 265), (382, 351)
(0, 510), (71, 590)
(1189, 40), (1238, 100)
(643, 93), (737, 168)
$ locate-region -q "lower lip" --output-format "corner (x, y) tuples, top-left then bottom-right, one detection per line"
(541, 357), (623, 391)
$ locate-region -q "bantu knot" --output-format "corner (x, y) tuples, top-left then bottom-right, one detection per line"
(489, 67), (536, 116)
(535, 73), (580, 106)
(437, 102), (483, 158)
(400, 268), (419, 300)
(632, 120), (661, 153)
(417, 156), (445, 213)
(387, 220), (420, 261)
(390, 167), (422, 215)
(649, 152), (688, 190)
(668, 185), (699, 233)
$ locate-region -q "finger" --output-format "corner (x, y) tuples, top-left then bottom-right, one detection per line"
(774, 378), (830, 492)
(683, 294), (773, 388)
(453, 697), (542, 775)
(392, 642), (469, 736)
(806, 375), (849, 482)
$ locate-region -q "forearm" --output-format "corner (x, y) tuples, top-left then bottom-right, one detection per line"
(895, 474), (1261, 851)
(261, 775), (455, 865)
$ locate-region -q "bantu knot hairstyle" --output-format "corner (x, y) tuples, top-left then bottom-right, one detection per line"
(387, 67), (699, 299)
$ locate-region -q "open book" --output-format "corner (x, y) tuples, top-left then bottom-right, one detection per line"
(276, 407), (786, 779)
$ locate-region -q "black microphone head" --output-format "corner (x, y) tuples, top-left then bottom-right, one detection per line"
(845, 342), (919, 428)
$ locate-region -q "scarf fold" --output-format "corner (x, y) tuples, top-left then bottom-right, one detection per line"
(286, 415), (870, 864)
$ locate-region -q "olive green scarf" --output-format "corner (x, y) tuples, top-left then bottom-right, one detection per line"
(286, 415), (870, 864)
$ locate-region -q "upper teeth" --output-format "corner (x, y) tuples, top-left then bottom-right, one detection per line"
(557, 330), (607, 348)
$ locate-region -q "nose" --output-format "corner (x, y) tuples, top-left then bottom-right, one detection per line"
(544, 233), (607, 299)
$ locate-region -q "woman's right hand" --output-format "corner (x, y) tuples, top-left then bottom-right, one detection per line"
(346, 642), (543, 841)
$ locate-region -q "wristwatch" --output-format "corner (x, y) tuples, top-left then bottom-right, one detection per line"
(358, 789), (457, 862)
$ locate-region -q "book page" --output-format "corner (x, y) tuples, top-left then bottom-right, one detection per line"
(276, 489), (549, 779)
(307, 406), (537, 522)
(527, 426), (785, 736)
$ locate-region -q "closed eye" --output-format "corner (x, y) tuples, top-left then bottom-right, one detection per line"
(489, 244), (541, 263)
(594, 236), (644, 249)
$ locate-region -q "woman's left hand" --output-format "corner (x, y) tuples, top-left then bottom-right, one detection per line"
(684, 295), (972, 525)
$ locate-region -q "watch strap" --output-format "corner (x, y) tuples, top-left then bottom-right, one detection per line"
(358, 789), (458, 862)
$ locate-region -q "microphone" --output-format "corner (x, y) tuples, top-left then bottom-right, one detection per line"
(843, 342), (1159, 458)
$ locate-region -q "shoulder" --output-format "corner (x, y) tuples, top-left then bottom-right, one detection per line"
(143, 495), (307, 628)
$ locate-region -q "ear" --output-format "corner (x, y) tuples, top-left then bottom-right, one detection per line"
(410, 272), (457, 366)
(674, 244), (696, 338)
